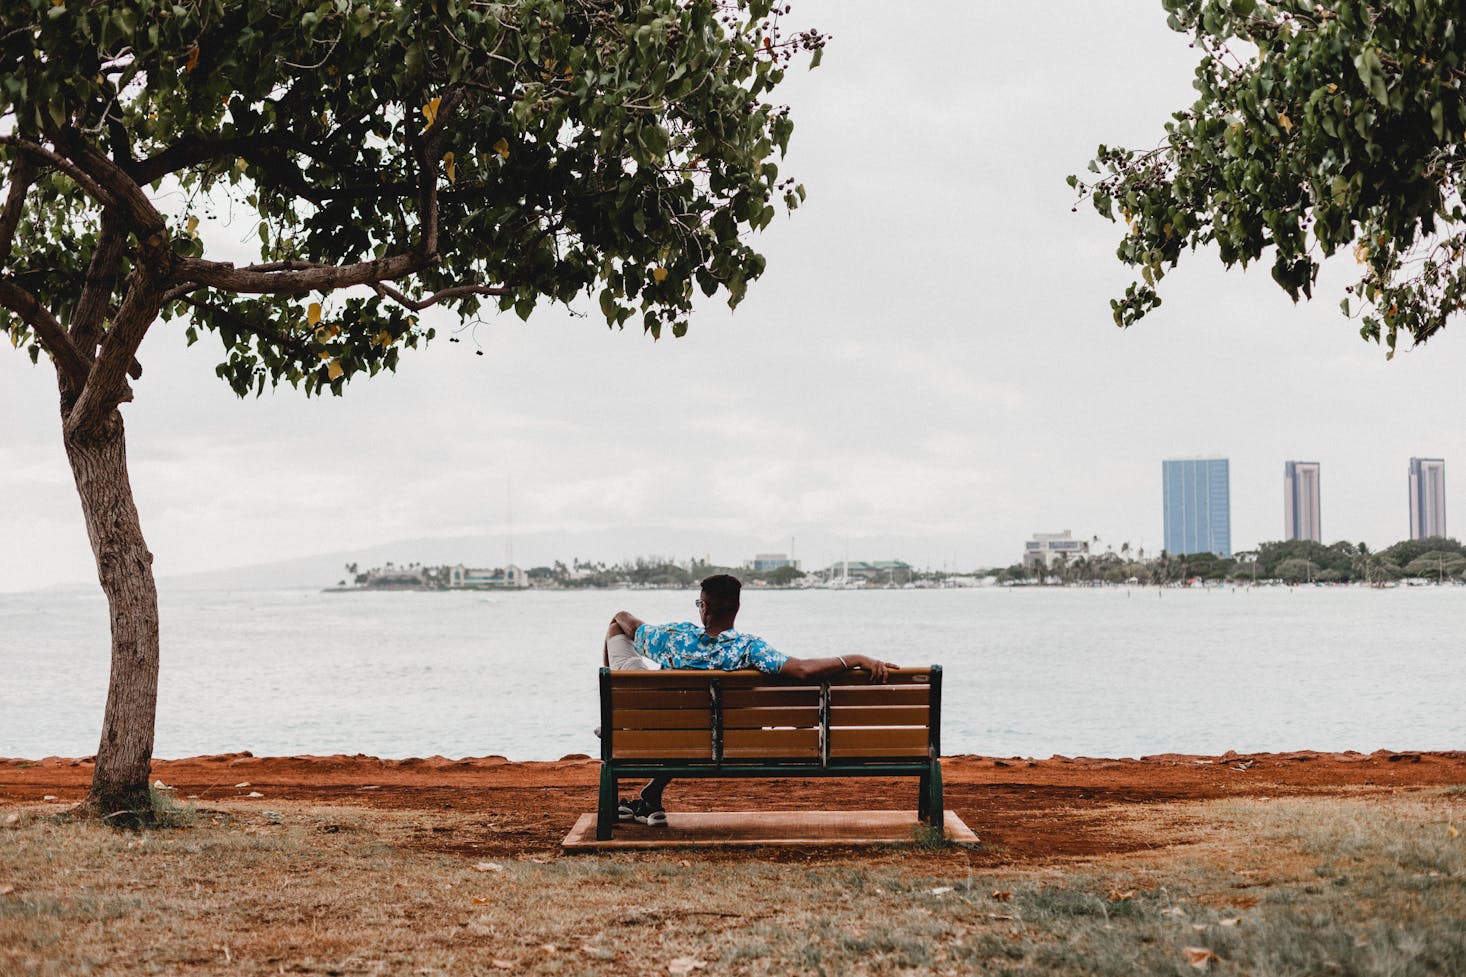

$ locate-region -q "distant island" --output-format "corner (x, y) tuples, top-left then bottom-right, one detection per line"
(327, 536), (1466, 592)
(327, 556), (928, 592)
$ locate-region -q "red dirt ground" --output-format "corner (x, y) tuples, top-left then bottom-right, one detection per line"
(4, 750), (1462, 862)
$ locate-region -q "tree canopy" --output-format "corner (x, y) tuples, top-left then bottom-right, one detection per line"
(1072, 0), (1466, 355)
(2, 0), (819, 410)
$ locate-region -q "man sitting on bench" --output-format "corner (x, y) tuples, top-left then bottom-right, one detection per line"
(603, 573), (896, 826)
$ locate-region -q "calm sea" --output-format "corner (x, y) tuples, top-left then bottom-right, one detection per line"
(1, 585), (1462, 761)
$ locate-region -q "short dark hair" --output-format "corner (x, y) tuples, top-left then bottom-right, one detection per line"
(699, 574), (742, 614)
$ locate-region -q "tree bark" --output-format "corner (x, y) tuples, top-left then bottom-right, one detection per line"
(62, 404), (160, 824)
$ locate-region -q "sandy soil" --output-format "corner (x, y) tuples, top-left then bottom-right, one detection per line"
(3, 749), (1462, 862)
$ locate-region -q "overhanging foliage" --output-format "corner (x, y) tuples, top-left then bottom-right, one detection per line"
(1072, 0), (1466, 355)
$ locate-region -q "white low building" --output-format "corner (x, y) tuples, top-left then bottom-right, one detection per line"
(1022, 531), (1089, 569)
(448, 564), (527, 589)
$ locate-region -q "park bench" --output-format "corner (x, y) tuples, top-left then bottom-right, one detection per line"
(596, 666), (943, 840)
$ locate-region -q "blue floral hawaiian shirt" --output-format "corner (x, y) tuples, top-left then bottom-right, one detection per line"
(633, 622), (789, 674)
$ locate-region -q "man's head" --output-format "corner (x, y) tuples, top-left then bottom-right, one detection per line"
(697, 574), (741, 625)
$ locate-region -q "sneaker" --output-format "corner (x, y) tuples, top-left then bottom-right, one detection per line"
(617, 797), (636, 822)
(630, 798), (667, 827)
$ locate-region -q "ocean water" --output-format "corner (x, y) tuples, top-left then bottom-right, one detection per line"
(1, 584), (1462, 761)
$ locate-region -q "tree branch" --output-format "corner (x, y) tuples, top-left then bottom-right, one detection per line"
(71, 208), (128, 358)
(161, 281), (203, 304)
(52, 128), (165, 238)
(0, 278), (91, 393)
(0, 135), (116, 208)
(64, 259), (166, 437)
(173, 251), (433, 295)
(0, 152), (35, 267)
(373, 280), (512, 311)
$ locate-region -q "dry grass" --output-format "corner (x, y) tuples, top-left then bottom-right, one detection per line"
(1, 790), (1462, 976)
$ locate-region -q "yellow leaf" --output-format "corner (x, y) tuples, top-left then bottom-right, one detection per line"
(326, 359), (344, 381)
(375, 329), (394, 348)
(1450, 823), (1459, 839)
(652, 267), (668, 283)
(185, 216), (199, 238)
(443, 150), (456, 184)
(307, 302), (322, 326)
(1278, 111), (1293, 133)
(422, 96), (441, 130)
(185, 45), (199, 73)
(494, 137), (510, 159)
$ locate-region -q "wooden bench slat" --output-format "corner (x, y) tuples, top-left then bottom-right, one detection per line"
(611, 729), (712, 759)
(827, 671), (932, 686)
(723, 728), (820, 758)
(608, 672), (723, 686)
(610, 689), (710, 709)
(722, 688), (820, 708)
(829, 686), (932, 706)
(611, 708), (713, 730)
(722, 705), (820, 728)
(828, 726), (929, 758)
(829, 705), (929, 726)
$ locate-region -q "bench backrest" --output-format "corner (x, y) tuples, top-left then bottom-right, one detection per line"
(599, 667), (941, 766)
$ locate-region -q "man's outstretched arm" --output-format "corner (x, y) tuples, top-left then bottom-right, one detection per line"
(779, 654), (897, 683)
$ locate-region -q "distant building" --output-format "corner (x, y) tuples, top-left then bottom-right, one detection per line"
(1408, 457), (1447, 540)
(824, 560), (912, 584)
(447, 564), (527, 589)
(1022, 531), (1089, 569)
(1284, 461), (1322, 543)
(748, 553), (801, 572)
(1162, 457), (1232, 557)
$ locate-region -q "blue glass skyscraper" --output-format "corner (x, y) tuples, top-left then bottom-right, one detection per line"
(1162, 458), (1232, 557)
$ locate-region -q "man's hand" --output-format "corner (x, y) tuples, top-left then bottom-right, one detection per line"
(609, 610), (645, 637)
(779, 654), (900, 683)
(846, 654), (898, 683)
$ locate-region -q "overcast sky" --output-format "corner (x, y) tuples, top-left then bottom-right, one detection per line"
(3, 1), (1463, 593)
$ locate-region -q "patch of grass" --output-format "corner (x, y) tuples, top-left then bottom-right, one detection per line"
(145, 787), (198, 829)
(911, 823), (950, 850)
(1, 795), (1463, 976)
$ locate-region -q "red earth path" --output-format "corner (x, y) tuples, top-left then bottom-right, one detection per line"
(4, 749), (1462, 862)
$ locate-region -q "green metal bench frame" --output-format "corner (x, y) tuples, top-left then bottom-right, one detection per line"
(596, 665), (943, 840)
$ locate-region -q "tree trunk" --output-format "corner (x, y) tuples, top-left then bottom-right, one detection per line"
(62, 405), (160, 824)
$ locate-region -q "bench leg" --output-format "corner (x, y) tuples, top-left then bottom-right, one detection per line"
(596, 764), (617, 840)
(926, 755), (945, 832)
(918, 772), (930, 820)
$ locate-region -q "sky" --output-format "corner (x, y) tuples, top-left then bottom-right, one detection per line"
(3, 1), (1463, 593)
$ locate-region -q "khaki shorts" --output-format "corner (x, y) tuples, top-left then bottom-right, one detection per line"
(607, 633), (655, 670)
